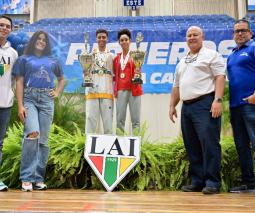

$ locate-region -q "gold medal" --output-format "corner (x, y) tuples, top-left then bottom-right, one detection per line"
(120, 73), (125, 78)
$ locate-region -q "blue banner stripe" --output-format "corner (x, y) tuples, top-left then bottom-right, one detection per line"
(33, 28), (234, 94)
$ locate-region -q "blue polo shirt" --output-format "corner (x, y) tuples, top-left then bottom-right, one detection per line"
(13, 55), (63, 89)
(227, 40), (255, 108)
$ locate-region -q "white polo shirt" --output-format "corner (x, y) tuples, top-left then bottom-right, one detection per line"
(173, 47), (226, 101)
(0, 41), (18, 108)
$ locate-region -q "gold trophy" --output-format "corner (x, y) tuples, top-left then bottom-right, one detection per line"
(130, 32), (146, 84)
(79, 33), (94, 87)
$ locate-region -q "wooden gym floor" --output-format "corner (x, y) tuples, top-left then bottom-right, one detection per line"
(0, 190), (254, 213)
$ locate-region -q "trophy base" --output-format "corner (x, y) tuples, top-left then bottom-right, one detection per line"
(82, 82), (93, 87)
(132, 77), (143, 84)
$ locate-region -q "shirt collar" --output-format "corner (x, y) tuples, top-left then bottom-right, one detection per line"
(0, 41), (11, 49)
(186, 46), (204, 57)
(232, 39), (253, 51)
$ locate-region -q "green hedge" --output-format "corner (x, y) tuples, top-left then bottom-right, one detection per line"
(0, 123), (242, 192)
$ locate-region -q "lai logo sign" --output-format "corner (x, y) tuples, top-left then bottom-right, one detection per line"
(84, 134), (141, 191)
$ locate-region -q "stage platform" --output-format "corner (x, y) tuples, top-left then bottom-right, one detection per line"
(0, 190), (254, 213)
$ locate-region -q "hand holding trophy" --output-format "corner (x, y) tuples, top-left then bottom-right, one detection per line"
(79, 33), (94, 87)
(130, 32), (146, 84)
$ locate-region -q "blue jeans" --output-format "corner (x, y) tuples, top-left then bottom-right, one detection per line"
(230, 104), (255, 184)
(20, 88), (54, 183)
(181, 95), (221, 189)
(0, 107), (12, 165)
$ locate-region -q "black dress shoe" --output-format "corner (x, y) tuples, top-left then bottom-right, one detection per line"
(181, 185), (203, 192)
(202, 186), (220, 194)
(229, 183), (255, 193)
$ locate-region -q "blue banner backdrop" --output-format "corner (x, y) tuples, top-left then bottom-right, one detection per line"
(44, 29), (234, 94)
(0, 0), (31, 14)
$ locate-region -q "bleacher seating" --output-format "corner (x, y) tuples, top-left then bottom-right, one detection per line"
(18, 14), (235, 34)
(12, 18), (30, 31)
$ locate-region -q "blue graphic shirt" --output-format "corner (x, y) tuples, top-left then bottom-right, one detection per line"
(227, 40), (255, 108)
(13, 55), (63, 89)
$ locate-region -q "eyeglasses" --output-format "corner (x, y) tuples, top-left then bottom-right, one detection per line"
(185, 53), (198, 63)
(234, 29), (250, 34)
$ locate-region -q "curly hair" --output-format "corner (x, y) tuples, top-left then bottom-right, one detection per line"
(24, 30), (52, 56)
(117, 29), (131, 40)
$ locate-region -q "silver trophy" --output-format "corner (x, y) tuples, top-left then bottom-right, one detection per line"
(130, 32), (146, 84)
(79, 33), (94, 87)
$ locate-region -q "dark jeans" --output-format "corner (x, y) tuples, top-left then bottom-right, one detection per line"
(181, 95), (221, 189)
(0, 107), (12, 165)
(230, 104), (255, 184)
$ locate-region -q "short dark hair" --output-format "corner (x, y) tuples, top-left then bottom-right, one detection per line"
(0, 15), (13, 29)
(118, 29), (131, 40)
(24, 30), (52, 56)
(234, 19), (251, 30)
(96, 29), (108, 37)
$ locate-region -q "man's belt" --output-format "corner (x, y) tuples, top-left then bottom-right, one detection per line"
(183, 92), (215, 105)
(91, 69), (111, 75)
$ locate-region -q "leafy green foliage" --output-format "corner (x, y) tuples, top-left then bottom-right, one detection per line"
(0, 91), (246, 192)
(0, 123), (22, 188)
(222, 84), (232, 135)
(53, 92), (85, 133)
(46, 124), (85, 188)
(220, 136), (241, 192)
(0, 122), (246, 192)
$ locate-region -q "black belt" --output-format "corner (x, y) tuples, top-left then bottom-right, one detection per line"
(91, 70), (111, 75)
(183, 92), (215, 105)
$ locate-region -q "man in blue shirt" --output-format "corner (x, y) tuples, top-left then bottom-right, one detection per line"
(227, 19), (255, 193)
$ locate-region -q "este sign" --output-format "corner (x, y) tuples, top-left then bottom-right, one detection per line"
(123, 0), (144, 10)
(84, 134), (141, 191)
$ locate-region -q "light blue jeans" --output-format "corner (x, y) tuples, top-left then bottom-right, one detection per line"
(20, 87), (54, 183)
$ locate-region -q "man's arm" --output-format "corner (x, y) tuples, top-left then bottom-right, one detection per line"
(243, 92), (255, 104)
(211, 75), (225, 118)
(169, 87), (180, 123)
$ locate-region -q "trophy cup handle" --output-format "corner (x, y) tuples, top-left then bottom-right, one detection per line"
(132, 68), (143, 84)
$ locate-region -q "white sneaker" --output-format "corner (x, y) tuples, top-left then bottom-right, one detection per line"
(22, 182), (32, 192)
(34, 182), (47, 190)
(0, 181), (8, 191)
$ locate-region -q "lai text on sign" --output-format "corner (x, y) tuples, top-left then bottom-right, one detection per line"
(84, 134), (141, 192)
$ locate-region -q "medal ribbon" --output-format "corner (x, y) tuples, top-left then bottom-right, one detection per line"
(120, 50), (130, 71)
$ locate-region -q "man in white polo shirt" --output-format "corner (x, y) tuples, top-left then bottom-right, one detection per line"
(0, 15), (18, 191)
(169, 26), (226, 194)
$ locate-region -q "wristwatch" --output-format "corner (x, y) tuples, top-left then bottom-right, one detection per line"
(214, 97), (223, 103)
